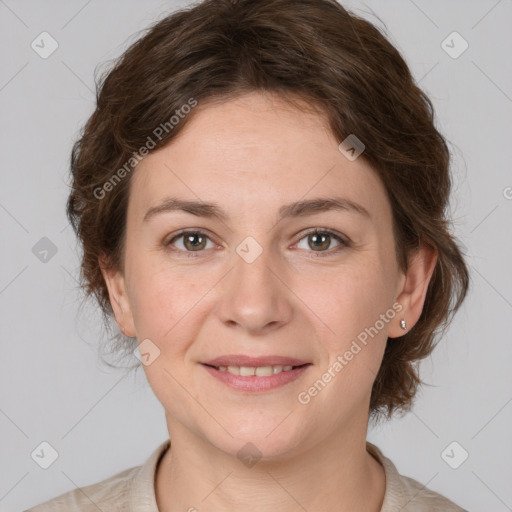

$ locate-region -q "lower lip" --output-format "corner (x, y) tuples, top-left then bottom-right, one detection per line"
(201, 364), (311, 392)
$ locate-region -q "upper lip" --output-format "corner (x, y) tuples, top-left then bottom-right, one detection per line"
(202, 355), (311, 367)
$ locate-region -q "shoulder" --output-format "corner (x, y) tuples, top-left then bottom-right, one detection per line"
(23, 466), (138, 512)
(24, 439), (171, 512)
(366, 442), (468, 512)
(398, 473), (468, 511)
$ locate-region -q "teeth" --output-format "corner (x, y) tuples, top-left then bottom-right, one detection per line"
(255, 366), (272, 377)
(219, 365), (298, 376)
(227, 365), (240, 375)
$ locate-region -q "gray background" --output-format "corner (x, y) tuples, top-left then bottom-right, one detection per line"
(1, 0), (511, 510)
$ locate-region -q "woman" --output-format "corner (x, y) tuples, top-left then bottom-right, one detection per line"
(26, 0), (470, 510)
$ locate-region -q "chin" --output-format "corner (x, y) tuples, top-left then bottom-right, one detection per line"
(202, 414), (310, 462)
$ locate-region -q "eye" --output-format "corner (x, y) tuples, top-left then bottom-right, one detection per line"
(166, 230), (216, 255)
(165, 228), (350, 257)
(294, 229), (349, 255)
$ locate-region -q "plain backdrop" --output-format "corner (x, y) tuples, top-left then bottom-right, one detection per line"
(1, 1), (511, 510)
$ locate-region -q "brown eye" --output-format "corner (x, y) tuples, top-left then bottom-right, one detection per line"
(308, 232), (331, 251)
(167, 231), (213, 253)
(295, 229), (349, 254)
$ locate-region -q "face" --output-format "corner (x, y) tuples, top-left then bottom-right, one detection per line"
(102, 91), (435, 459)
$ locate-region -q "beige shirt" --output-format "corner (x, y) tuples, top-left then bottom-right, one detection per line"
(25, 440), (467, 511)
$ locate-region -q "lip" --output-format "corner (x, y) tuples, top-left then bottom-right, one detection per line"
(201, 363), (311, 392)
(201, 355), (310, 367)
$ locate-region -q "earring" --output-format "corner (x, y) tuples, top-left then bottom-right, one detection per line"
(400, 319), (407, 330)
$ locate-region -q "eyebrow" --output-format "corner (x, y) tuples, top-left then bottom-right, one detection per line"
(143, 196), (371, 223)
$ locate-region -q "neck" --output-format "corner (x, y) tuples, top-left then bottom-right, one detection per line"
(155, 419), (385, 512)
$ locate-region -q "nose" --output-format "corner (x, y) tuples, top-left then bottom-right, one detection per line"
(214, 245), (294, 336)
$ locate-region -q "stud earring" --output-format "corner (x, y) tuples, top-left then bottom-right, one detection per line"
(400, 319), (407, 330)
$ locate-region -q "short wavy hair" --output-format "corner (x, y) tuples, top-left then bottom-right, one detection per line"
(67, 0), (470, 421)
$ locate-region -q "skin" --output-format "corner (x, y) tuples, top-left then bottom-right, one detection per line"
(101, 91), (437, 512)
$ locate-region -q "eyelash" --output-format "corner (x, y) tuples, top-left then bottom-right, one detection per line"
(165, 228), (350, 258)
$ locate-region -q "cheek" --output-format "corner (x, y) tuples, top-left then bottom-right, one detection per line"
(130, 273), (172, 337)
(315, 262), (393, 377)
(127, 273), (176, 352)
(128, 264), (205, 409)
(322, 262), (392, 333)
(127, 254), (207, 339)
(126, 259), (222, 393)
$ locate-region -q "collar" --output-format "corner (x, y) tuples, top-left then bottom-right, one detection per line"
(366, 441), (411, 510)
(128, 439), (411, 511)
(129, 439), (170, 511)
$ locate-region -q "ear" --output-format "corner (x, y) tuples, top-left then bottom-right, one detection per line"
(388, 242), (438, 338)
(99, 254), (136, 338)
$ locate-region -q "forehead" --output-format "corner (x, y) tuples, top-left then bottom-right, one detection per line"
(129, 92), (392, 226)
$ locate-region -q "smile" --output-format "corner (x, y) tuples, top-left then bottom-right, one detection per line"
(213, 364), (296, 376)
(201, 363), (312, 392)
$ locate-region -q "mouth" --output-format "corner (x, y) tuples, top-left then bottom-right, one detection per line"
(202, 363), (309, 376)
(200, 355), (312, 392)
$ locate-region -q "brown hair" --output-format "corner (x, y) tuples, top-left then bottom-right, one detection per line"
(67, 0), (470, 421)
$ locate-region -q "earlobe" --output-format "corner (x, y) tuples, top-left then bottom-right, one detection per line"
(98, 254), (136, 338)
(389, 242), (438, 338)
